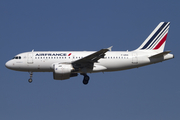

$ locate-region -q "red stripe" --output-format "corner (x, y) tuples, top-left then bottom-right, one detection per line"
(68, 53), (72, 56)
(153, 33), (168, 50)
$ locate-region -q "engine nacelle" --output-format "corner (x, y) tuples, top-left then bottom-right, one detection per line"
(53, 64), (78, 80)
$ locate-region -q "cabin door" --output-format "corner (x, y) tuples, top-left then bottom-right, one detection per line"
(27, 53), (33, 64)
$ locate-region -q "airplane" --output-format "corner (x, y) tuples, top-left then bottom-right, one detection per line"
(5, 22), (174, 85)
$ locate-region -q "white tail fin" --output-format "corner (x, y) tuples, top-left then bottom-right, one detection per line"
(136, 22), (170, 52)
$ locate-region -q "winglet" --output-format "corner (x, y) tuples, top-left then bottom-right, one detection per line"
(107, 46), (113, 51)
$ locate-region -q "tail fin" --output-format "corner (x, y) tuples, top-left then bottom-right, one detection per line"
(136, 22), (170, 52)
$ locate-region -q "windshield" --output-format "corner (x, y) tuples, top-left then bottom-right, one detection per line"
(12, 56), (21, 59)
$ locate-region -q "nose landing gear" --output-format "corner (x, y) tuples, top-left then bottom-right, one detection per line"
(28, 72), (33, 83)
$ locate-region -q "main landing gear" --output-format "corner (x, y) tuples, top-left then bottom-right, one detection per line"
(28, 72), (33, 83)
(81, 73), (90, 85)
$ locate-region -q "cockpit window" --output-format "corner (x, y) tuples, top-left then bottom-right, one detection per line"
(13, 56), (21, 59)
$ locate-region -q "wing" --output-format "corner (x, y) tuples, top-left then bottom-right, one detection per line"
(72, 46), (112, 72)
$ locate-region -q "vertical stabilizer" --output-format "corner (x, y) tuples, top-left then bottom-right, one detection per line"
(136, 22), (170, 53)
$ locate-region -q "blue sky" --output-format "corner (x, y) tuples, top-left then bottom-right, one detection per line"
(1, 0), (180, 120)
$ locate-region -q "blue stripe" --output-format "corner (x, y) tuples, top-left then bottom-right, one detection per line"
(147, 23), (170, 49)
(141, 22), (168, 49)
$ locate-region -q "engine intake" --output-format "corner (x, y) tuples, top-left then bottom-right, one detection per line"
(53, 64), (78, 80)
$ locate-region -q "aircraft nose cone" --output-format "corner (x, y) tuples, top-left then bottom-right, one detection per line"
(5, 61), (11, 69)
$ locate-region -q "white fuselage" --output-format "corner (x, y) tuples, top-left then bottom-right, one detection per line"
(5, 50), (174, 73)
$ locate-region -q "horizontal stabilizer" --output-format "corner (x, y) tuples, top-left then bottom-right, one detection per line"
(149, 51), (171, 58)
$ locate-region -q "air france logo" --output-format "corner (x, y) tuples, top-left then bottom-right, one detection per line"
(68, 53), (72, 56)
(35, 53), (71, 56)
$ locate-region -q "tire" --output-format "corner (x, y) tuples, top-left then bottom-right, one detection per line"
(28, 79), (32, 83)
(83, 75), (90, 85)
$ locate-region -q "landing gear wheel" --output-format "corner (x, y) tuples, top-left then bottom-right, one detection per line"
(83, 75), (90, 85)
(28, 72), (33, 83)
(28, 78), (33, 83)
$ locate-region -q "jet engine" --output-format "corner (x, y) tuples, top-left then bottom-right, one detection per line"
(53, 64), (78, 80)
